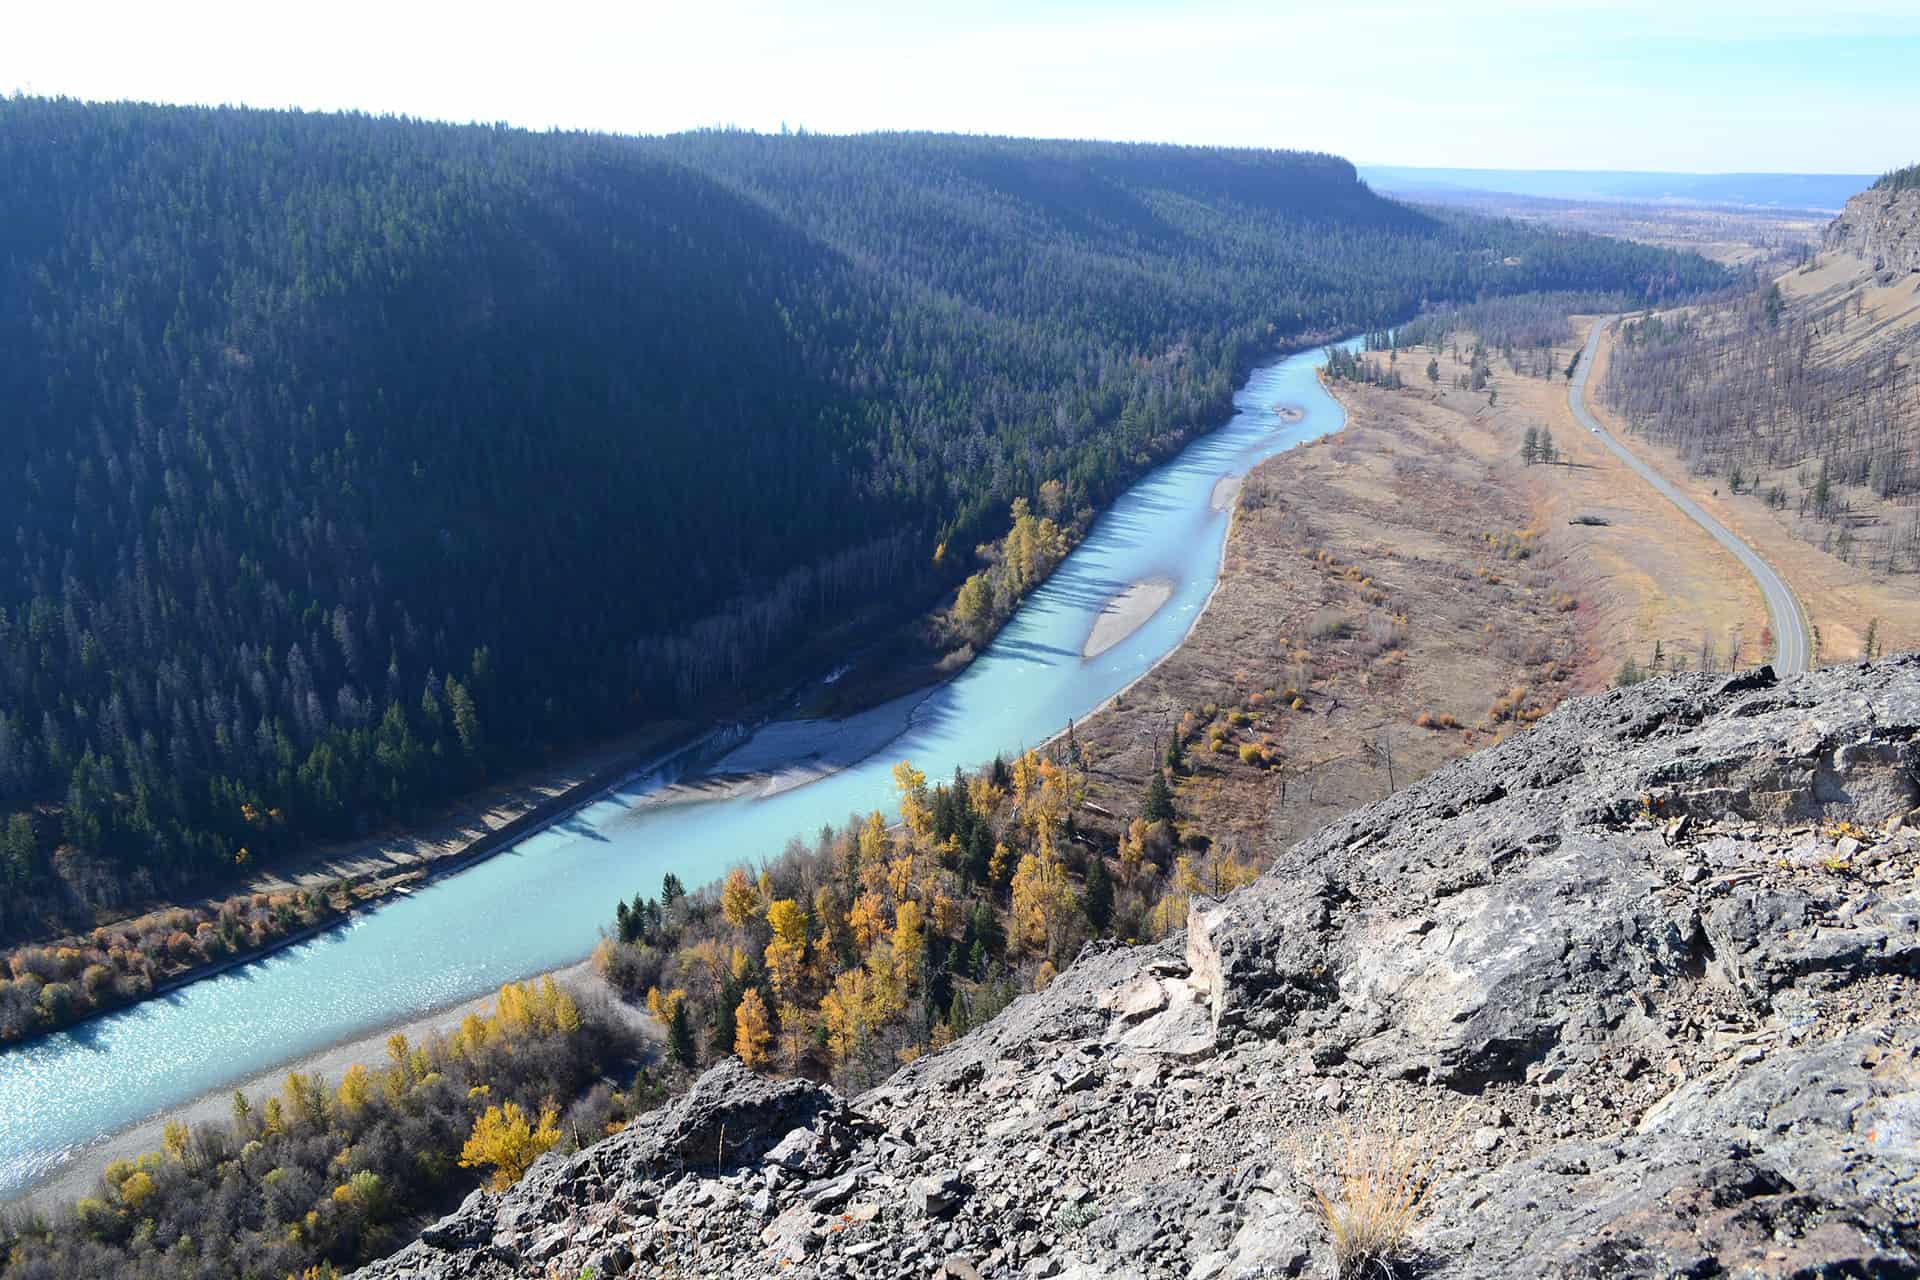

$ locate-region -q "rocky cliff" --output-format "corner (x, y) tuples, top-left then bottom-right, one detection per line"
(361, 658), (1920, 1279)
(1826, 177), (1920, 279)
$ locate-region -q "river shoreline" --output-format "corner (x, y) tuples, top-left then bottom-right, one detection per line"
(0, 330), (1359, 1212)
(7, 961), (640, 1215)
(4, 334), (1348, 1024)
(0, 727), (717, 1058)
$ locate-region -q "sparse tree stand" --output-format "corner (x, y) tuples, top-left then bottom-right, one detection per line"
(1521, 423), (1557, 466)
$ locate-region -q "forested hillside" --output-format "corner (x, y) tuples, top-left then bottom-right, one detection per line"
(0, 99), (1728, 939)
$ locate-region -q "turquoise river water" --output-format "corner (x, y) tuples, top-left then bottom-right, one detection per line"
(0, 341), (1349, 1201)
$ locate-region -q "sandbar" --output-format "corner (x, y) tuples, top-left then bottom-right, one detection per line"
(1083, 579), (1175, 658)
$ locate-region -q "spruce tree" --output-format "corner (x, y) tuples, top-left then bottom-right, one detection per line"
(712, 970), (742, 1059)
(1144, 768), (1175, 826)
(667, 1001), (697, 1069)
(1084, 854), (1114, 931)
(966, 823), (994, 886)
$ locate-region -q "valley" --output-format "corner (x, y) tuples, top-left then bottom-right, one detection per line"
(0, 83), (1913, 1280)
(0, 338), (1357, 1207)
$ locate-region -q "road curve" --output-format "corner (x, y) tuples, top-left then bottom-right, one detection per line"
(1568, 316), (1811, 674)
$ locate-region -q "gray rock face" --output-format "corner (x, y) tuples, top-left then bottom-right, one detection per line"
(356, 1059), (863, 1278)
(1827, 183), (1920, 279)
(356, 658), (1920, 1279)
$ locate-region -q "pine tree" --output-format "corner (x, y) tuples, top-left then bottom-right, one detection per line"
(713, 969), (741, 1057)
(668, 1000), (698, 1069)
(965, 822), (994, 886)
(1143, 768), (1175, 826)
(1084, 853), (1114, 931)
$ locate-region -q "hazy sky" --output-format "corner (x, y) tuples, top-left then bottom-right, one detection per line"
(6, 0), (1916, 173)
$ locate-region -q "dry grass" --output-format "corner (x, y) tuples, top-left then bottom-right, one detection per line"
(1305, 1119), (1448, 1279)
(1583, 282), (1920, 663)
(1068, 329), (1598, 859)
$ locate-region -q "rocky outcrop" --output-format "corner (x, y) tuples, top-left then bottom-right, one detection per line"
(1826, 181), (1920, 279)
(360, 658), (1920, 1279)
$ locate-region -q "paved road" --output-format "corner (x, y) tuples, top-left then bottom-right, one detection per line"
(1568, 316), (1811, 674)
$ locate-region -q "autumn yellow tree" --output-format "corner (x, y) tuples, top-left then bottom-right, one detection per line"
(891, 899), (925, 994)
(952, 572), (994, 641)
(336, 1063), (373, 1116)
(763, 898), (808, 1003)
(721, 868), (759, 929)
(857, 811), (890, 888)
(893, 761), (932, 842)
(1011, 748), (1041, 813)
(987, 840), (1017, 891)
(119, 1169), (156, 1209)
(820, 967), (877, 1065)
(1010, 834), (1079, 962)
(849, 890), (889, 951)
(968, 772), (1005, 820)
(1118, 818), (1147, 886)
(930, 892), (964, 937)
(459, 1101), (561, 1190)
(645, 985), (687, 1023)
(777, 1001), (812, 1068)
(734, 988), (773, 1068)
(1028, 757), (1070, 841)
(495, 980), (535, 1035)
(885, 850), (918, 902)
(553, 987), (582, 1034)
(812, 885), (848, 966)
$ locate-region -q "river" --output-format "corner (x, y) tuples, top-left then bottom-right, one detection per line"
(0, 341), (1350, 1202)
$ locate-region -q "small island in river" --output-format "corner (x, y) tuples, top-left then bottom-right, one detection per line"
(1082, 578), (1175, 658)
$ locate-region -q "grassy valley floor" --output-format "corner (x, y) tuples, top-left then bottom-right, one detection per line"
(1072, 317), (1770, 860)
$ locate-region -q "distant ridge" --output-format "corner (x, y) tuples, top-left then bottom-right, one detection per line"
(1360, 165), (1874, 212)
